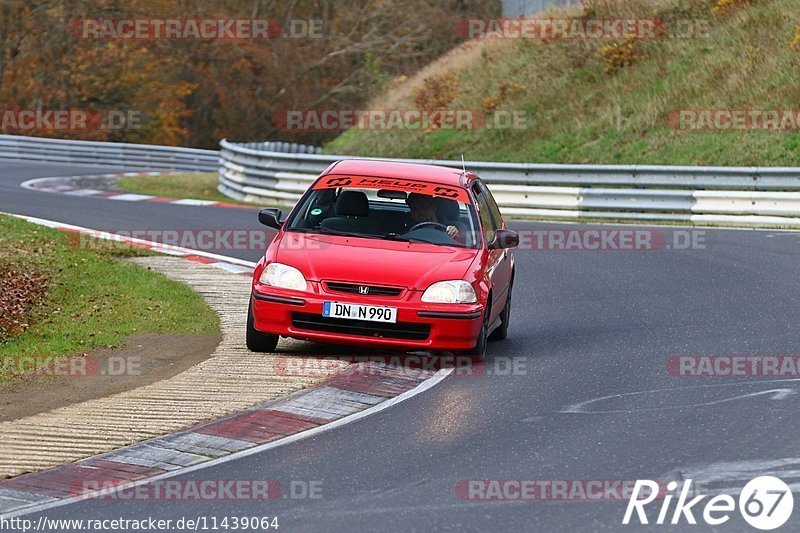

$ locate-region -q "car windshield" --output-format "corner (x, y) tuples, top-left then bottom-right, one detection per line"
(286, 176), (481, 248)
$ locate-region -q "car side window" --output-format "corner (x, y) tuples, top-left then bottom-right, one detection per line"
(471, 182), (497, 244)
(477, 180), (503, 230)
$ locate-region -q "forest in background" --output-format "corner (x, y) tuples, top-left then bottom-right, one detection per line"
(0, 0), (499, 147)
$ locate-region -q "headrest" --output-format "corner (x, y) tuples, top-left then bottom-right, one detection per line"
(407, 192), (434, 208)
(336, 190), (369, 217)
(434, 197), (460, 221)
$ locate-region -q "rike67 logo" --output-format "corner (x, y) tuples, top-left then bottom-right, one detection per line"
(624, 476), (793, 530)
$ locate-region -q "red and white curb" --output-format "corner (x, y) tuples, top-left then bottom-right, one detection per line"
(20, 172), (258, 210)
(0, 365), (451, 517)
(3, 213), (256, 276)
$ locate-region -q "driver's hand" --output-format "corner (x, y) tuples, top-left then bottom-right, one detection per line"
(446, 225), (459, 238)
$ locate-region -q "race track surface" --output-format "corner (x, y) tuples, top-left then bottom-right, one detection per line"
(2, 161), (800, 532)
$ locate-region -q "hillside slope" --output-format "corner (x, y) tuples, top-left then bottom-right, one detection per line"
(325, 0), (800, 166)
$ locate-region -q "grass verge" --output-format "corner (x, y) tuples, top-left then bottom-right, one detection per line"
(0, 214), (220, 384)
(117, 172), (256, 205)
(325, 0), (800, 166)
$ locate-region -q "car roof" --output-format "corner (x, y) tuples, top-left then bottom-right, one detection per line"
(324, 159), (471, 188)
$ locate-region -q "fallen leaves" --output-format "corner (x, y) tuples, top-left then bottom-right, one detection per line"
(0, 263), (47, 342)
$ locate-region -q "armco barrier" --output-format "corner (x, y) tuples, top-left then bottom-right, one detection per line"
(0, 134), (217, 172)
(219, 139), (800, 226)
(3, 134), (800, 226)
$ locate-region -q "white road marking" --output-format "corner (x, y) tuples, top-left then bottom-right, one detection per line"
(660, 457), (800, 496)
(209, 261), (253, 274)
(561, 380), (800, 414)
(107, 193), (156, 201)
(170, 199), (218, 206)
(19, 177), (62, 190)
(63, 189), (102, 196)
(1, 213), (257, 269)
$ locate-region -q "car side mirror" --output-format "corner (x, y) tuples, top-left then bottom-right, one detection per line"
(489, 229), (519, 250)
(258, 208), (284, 229)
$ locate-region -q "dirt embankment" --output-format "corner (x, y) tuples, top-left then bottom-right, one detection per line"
(0, 333), (220, 422)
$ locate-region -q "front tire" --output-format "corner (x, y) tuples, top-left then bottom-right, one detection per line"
(489, 280), (512, 341)
(461, 308), (489, 360)
(247, 301), (279, 353)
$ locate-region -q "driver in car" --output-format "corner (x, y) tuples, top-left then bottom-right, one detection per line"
(406, 193), (460, 239)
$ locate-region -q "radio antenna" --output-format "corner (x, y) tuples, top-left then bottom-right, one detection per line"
(461, 154), (466, 173)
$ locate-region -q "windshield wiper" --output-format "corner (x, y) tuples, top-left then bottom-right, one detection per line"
(382, 232), (473, 248)
(382, 233), (440, 245)
(317, 227), (380, 239)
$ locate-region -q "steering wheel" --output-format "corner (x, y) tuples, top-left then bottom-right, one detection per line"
(408, 221), (449, 233)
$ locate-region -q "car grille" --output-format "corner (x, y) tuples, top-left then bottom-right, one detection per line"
(292, 313), (429, 341)
(324, 281), (403, 297)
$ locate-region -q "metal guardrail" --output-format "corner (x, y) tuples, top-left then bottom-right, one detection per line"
(219, 139), (800, 226)
(2, 134), (799, 226)
(502, 0), (580, 17)
(0, 134), (218, 172)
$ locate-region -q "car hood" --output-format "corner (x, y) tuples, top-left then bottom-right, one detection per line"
(276, 233), (478, 290)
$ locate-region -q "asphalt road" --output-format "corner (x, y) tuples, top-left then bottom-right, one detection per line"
(0, 161), (269, 262)
(3, 161), (800, 532)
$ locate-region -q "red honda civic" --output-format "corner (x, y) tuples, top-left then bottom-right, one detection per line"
(248, 159), (518, 358)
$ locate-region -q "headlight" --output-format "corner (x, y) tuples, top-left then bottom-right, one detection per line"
(259, 263), (307, 291)
(421, 280), (477, 304)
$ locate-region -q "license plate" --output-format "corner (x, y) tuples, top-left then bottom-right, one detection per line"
(323, 302), (397, 323)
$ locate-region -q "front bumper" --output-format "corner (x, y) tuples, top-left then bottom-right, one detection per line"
(251, 282), (483, 351)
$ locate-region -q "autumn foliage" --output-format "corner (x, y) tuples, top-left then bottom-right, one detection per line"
(712, 0), (755, 15)
(597, 39), (646, 75)
(0, 1), (499, 147)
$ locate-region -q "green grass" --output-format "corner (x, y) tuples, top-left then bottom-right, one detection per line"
(325, 0), (800, 166)
(118, 172), (296, 209)
(0, 215), (220, 383)
(117, 172), (256, 205)
(118, 172), (297, 208)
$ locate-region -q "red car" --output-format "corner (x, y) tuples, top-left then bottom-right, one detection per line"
(247, 159), (518, 358)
